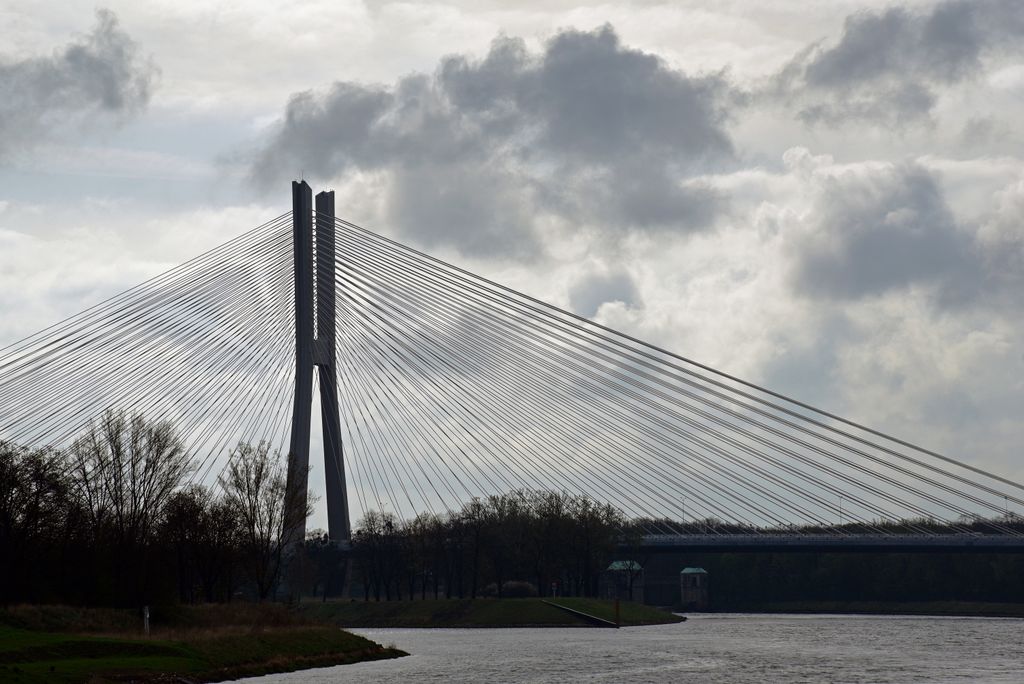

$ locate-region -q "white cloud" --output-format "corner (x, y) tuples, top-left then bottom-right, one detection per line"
(0, 201), (279, 346)
(2, 1), (1023, 528)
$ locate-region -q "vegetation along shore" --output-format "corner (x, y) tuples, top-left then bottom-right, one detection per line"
(0, 604), (405, 683)
(300, 597), (684, 628)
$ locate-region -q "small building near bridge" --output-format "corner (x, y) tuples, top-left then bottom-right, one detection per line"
(680, 567), (709, 611)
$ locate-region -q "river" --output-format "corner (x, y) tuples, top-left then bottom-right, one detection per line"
(250, 614), (1024, 683)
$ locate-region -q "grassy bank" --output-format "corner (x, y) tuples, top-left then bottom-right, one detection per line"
(711, 601), (1024, 618)
(300, 597), (684, 628)
(0, 605), (406, 683)
(551, 598), (684, 625)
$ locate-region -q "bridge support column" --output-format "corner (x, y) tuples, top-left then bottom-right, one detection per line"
(283, 181), (350, 558)
(284, 181), (314, 552)
(315, 190), (350, 542)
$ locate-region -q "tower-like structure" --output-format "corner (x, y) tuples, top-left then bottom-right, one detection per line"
(283, 181), (350, 548)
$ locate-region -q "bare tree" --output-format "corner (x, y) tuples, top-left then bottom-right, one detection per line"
(68, 410), (193, 548)
(406, 513), (438, 600)
(568, 494), (624, 596)
(218, 442), (310, 600)
(484, 492), (527, 598)
(0, 443), (71, 604)
(161, 485), (244, 603)
(64, 410), (193, 604)
(462, 498), (488, 599)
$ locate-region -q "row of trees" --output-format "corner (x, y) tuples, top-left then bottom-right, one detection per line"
(5, 411), (1021, 608)
(349, 491), (628, 601)
(0, 410), (629, 608)
(0, 411), (307, 607)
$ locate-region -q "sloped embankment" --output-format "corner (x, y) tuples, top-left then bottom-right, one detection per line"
(0, 604), (406, 683)
(301, 597), (684, 628)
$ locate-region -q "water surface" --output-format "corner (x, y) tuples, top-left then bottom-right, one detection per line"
(251, 614), (1024, 683)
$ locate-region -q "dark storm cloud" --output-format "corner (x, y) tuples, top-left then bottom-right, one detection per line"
(774, 0), (1024, 126)
(758, 312), (858, 409)
(251, 26), (736, 259)
(0, 9), (158, 160)
(790, 162), (1023, 310)
(793, 164), (973, 299)
(568, 269), (642, 318)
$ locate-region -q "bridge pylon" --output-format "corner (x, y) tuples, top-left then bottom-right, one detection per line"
(283, 180), (350, 550)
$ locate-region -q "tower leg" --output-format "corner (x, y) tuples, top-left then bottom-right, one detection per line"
(284, 180), (314, 551)
(315, 190), (350, 542)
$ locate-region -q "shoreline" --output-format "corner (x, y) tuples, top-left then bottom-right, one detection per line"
(698, 601), (1024, 619)
(0, 605), (407, 683)
(299, 597), (685, 629)
(0, 625), (407, 683)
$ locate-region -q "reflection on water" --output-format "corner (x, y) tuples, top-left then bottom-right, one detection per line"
(250, 614), (1024, 683)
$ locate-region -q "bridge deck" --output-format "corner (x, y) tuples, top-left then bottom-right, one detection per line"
(638, 533), (1024, 553)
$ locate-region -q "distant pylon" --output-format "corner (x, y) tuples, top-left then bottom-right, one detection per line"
(283, 181), (350, 549)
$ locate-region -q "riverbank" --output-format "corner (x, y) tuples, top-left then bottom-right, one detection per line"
(307, 613), (1024, 682)
(708, 600), (1024, 618)
(0, 604), (405, 683)
(300, 597), (684, 628)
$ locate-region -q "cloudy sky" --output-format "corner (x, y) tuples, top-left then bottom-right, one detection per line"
(2, 1), (1022, 509)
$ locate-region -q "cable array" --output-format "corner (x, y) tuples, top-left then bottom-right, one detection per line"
(0, 214), (296, 484)
(327, 214), (1023, 535)
(1, 207), (1021, 536)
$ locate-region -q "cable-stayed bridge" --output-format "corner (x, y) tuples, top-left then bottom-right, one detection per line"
(1, 181), (1022, 553)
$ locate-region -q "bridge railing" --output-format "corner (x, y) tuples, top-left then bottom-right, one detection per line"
(640, 533), (1024, 548)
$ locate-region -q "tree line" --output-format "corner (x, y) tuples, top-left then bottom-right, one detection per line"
(348, 491), (627, 602)
(0, 411), (629, 607)
(344, 504), (1024, 604)
(3, 411), (1021, 608)
(0, 411), (307, 607)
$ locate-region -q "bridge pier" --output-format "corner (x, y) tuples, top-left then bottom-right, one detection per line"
(316, 190), (351, 543)
(284, 181), (350, 559)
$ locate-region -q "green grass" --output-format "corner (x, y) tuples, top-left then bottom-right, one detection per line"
(0, 627), (195, 683)
(0, 598), (680, 682)
(0, 605), (142, 635)
(180, 627), (405, 681)
(0, 621), (405, 683)
(0, 602), (313, 634)
(547, 597), (685, 625)
(301, 597), (682, 628)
